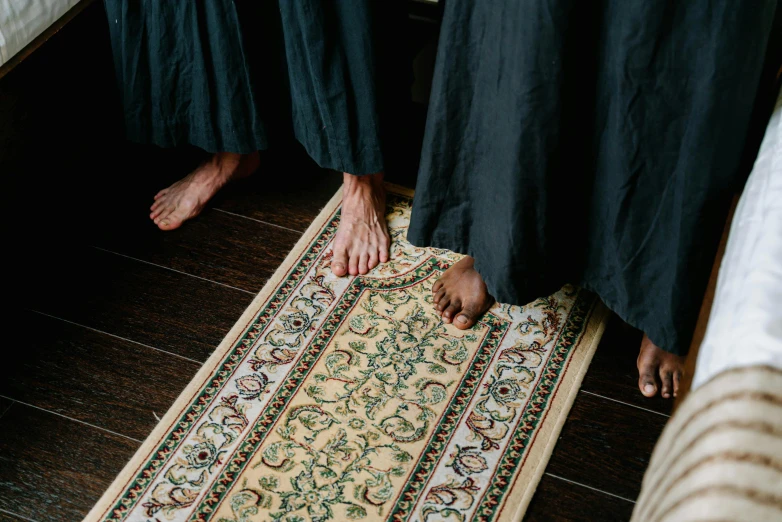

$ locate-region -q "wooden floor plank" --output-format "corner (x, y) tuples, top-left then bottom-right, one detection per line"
(581, 317), (673, 415)
(21, 247), (252, 362)
(213, 153), (343, 232)
(1, 311), (202, 441)
(0, 404), (138, 522)
(0, 398), (13, 421)
(0, 508), (37, 522)
(93, 206), (301, 294)
(545, 390), (666, 501)
(523, 474), (635, 522)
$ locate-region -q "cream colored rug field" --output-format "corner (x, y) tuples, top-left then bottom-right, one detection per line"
(86, 185), (608, 522)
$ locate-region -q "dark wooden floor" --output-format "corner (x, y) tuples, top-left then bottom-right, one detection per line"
(1, 147), (671, 522)
(0, 5), (671, 521)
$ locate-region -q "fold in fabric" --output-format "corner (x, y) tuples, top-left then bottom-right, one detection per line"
(408, 0), (781, 354)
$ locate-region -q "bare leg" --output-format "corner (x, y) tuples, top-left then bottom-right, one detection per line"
(331, 172), (390, 276)
(432, 256), (495, 330)
(637, 334), (685, 399)
(150, 151), (259, 230)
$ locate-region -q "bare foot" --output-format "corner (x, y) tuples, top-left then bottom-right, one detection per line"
(150, 151), (259, 230)
(331, 172), (390, 276)
(433, 256), (495, 330)
(637, 334), (685, 399)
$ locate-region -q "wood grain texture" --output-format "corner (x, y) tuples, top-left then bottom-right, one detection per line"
(21, 247), (252, 362)
(213, 149), (343, 232)
(545, 390), (667, 502)
(1, 311), (202, 441)
(0, 399), (13, 423)
(581, 317), (673, 415)
(93, 206), (301, 294)
(0, 404), (139, 522)
(0, 508), (36, 522)
(523, 474), (635, 522)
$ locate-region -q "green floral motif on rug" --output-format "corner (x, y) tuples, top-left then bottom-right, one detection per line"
(89, 189), (606, 522)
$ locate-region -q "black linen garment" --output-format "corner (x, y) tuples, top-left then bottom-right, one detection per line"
(407, 0), (780, 355)
(103, 0), (398, 175)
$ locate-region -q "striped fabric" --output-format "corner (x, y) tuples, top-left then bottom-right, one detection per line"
(631, 366), (782, 522)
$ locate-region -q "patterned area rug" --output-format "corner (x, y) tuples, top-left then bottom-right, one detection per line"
(87, 185), (608, 522)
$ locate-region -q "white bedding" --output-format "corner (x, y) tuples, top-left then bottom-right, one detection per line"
(692, 88), (782, 389)
(0, 0), (81, 66)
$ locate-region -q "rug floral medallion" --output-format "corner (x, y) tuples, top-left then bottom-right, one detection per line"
(88, 187), (607, 522)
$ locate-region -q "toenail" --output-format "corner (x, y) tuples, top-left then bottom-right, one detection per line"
(644, 384), (655, 393)
(456, 315), (469, 324)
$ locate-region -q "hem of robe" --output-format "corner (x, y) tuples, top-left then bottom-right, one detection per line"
(406, 226), (687, 356)
(121, 118), (386, 175)
(124, 120), (268, 156)
(294, 128), (384, 176)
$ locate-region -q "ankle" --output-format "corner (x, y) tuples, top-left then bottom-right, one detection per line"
(208, 152), (242, 171)
(343, 172), (384, 198)
(205, 152), (258, 184)
(457, 256), (476, 269)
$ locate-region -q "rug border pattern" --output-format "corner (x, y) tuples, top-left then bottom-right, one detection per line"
(193, 258), (511, 520)
(84, 184), (609, 522)
(89, 187), (354, 522)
